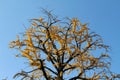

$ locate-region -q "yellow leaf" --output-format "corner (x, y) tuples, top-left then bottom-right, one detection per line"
(66, 47), (72, 54)
(32, 22), (38, 26)
(60, 71), (63, 77)
(27, 32), (32, 42)
(39, 17), (43, 22)
(21, 50), (33, 62)
(30, 61), (40, 66)
(32, 48), (38, 58)
(25, 32), (34, 47)
(72, 18), (78, 32)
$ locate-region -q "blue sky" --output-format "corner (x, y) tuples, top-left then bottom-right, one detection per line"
(0, 0), (120, 79)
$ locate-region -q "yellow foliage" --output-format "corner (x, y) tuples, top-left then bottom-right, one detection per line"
(14, 35), (22, 47)
(53, 62), (59, 67)
(79, 24), (88, 34)
(60, 71), (63, 77)
(9, 13), (113, 80)
(27, 32), (32, 42)
(72, 18), (78, 32)
(32, 22), (38, 26)
(25, 32), (34, 47)
(46, 34), (49, 39)
(47, 55), (50, 61)
(66, 47), (72, 54)
(30, 60), (41, 68)
(58, 39), (63, 49)
(96, 75), (100, 79)
(39, 17), (43, 22)
(15, 40), (21, 46)
(87, 42), (91, 47)
(53, 49), (57, 54)
(47, 43), (52, 52)
(46, 32), (49, 39)
(21, 50), (33, 62)
(41, 29), (46, 33)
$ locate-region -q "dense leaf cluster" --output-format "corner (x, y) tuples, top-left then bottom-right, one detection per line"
(10, 10), (120, 80)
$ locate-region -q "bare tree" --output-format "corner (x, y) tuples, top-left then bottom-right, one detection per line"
(10, 10), (120, 80)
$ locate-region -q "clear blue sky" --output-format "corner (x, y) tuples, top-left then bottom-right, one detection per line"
(0, 0), (120, 79)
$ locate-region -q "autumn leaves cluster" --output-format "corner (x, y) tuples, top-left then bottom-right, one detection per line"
(9, 11), (119, 80)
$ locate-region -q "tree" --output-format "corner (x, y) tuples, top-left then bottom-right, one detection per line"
(10, 10), (120, 80)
